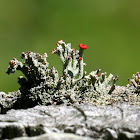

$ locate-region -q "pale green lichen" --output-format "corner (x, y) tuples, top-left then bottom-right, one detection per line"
(51, 40), (87, 85)
(128, 72), (140, 89)
(128, 72), (140, 94)
(6, 40), (119, 106)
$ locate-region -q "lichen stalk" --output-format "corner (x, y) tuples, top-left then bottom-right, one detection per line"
(51, 40), (87, 85)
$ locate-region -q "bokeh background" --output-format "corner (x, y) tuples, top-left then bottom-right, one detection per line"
(0, 0), (140, 92)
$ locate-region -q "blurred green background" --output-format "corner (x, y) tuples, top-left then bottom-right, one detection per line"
(0, 0), (140, 92)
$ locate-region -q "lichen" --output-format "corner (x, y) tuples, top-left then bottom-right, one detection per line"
(6, 40), (119, 107)
(127, 72), (140, 95)
(51, 40), (87, 85)
(128, 72), (140, 90)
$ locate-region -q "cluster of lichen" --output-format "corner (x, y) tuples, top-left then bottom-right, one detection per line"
(127, 72), (140, 94)
(128, 72), (140, 89)
(5, 40), (122, 106)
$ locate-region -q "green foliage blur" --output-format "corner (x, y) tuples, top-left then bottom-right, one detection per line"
(0, 0), (140, 92)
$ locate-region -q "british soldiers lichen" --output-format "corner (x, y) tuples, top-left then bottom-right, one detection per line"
(128, 72), (140, 94)
(128, 72), (140, 89)
(5, 40), (119, 108)
(51, 40), (87, 86)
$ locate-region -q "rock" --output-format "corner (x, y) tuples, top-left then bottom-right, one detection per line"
(13, 132), (93, 140)
(0, 103), (140, 139)
(1, 85), (140, 115)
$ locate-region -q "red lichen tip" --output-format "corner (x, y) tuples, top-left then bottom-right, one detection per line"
(72, 48), (76, 53)
(79, 57), (82, 60)
(57, 39), (63, 44)
(69, 55), (71, 57)
(51, 49), (55, 54)
(98, 73), (101, 76)
(9, 60), (16, 66)
(79, 43), (87, 49)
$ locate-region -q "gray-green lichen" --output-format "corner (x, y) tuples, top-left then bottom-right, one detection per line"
(124, 72), (140, 104)
(5, 40), (120, 107)
(128, 72), (140, 92)
(51, 40), (87, 85)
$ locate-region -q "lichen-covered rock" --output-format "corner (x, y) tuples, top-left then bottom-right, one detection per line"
(5, 40), (120, 109)
(0, 91), (21, 114)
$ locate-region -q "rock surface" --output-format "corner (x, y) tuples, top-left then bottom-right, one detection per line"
(0, 103), (140, 140)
